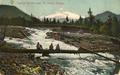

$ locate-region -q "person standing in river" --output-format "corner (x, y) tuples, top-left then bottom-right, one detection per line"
(55, 44), (60, 51)
(36, 42), (43, 50)
(36, 42), (40, 50)
(39, 44), (43, 50)
(49, 43), (54, 51)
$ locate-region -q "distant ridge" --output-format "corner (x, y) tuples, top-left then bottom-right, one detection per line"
(0, 5), (31, 20)
(95, 11), (120, 22)
(0, 5), (119, 23)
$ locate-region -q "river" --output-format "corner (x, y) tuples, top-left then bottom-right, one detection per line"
(5, 27), (116, 75)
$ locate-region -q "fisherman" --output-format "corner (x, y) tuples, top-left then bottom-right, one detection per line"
(40, 44), (43, 50)
(36, 42), (40, 50)
(49, 43), (54, 50)
(55, 44), (60, 51)
(36, 42), (43, 50)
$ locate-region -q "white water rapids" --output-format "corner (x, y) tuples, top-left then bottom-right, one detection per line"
(5, 28), (116, 75)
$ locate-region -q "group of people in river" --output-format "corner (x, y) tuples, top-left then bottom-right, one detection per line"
(36, 42), (60, 51)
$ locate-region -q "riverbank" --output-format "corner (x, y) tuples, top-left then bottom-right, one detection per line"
(0, 26), (30, 39)
(0, 53), (64, 75)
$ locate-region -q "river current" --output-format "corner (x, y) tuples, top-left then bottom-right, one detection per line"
(5, 28), (115, 75)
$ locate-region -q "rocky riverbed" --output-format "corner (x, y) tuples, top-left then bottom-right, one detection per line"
(0, 27), (65, 75)
(0, 53), (64, 75)
(46, 31), (120, 51)
(47, 31), (120, 75)
(0, 27), (120, 75)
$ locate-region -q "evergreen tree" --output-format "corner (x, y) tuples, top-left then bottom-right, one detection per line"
(70, 19), (74, 25)
(46, 18), (49, 24)
(52, 18), (56, 24)
(57, 19), (60, 24)
(84, 18), (89, 27)
(111, 16), (120, 36)
(78, 16), (83, 25)
(106, 15), (113, 35)
(88, 8), (95, 26)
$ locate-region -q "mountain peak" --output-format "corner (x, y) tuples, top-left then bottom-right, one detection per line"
(102, 11), (116, 15)
(46, 11), (81, 19)
(95, 11), (117, 22)
(104, 11), (113, 13)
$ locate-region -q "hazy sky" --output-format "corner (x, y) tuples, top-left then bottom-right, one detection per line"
(0, 0), (120, 17)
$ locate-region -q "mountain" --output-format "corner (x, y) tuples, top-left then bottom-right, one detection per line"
(95, 11), (120, 22)
(45, 11), (81, 20)
(0, 5), (31, 20)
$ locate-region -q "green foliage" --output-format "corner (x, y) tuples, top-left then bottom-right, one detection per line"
(100, 24), (110, 35)
(90, 25), (99, 33)
(111, 16), (120, 36)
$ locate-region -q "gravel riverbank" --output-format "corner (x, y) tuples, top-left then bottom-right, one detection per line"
(0, 53), (64, 75)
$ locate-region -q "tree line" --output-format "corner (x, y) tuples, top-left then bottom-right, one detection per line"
(0, 9), (120, 37)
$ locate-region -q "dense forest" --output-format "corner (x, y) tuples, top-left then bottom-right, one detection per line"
(0, 8), (120, 37)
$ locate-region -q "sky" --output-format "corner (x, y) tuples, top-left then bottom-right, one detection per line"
(0, 0), (120, 17)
